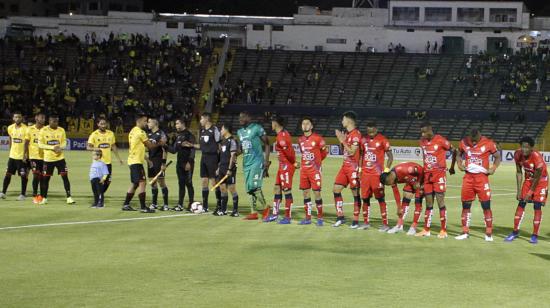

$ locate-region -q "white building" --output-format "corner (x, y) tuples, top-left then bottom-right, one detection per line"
(1, 0), (549, 54)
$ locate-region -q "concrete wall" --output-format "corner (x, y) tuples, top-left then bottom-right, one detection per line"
(0, 10), (541, 54)
(4, 12), (198, 41)
(248, 23), (530, 54)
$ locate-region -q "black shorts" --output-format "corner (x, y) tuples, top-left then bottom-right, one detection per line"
(30, 159), (44, 175)
(6, 158), (27, 176)
(43, 159), (68, 176)
(176, 161), (194, 184)
(200, 153), (218, 179)
(148, 158), (165, 178)
(218, 167), (237, 185)
(129, 164), (146, 184)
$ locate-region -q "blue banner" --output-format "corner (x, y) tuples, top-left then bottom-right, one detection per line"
(68, 138), (88, 150)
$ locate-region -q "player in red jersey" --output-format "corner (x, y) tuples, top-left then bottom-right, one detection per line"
(333, 111), (362, 227)
(505, 136), (548, 244)
(265, 115), (297, 224)
(454, 129), (501, 242)
(298, 117), (328, 226)
(380, 162), (424, 235)
(358, 121), (393, 231)
(416, 122), (456, 239)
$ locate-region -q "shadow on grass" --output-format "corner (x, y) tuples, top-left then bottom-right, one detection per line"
(530, 253), (550, 261)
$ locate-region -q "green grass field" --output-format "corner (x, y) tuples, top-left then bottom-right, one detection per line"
(1, 150), (550, 307)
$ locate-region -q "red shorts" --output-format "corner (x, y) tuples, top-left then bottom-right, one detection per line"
(300, 168), (322, 191)
(334, 165), (359, 189)
(424, 170), (446, 194)
(403, 183), (423, 199)
(360, 173), (384, 199)
(275, 163), (295, 191)
(461, 173), (491, 202)
(521, 180), (548, 203)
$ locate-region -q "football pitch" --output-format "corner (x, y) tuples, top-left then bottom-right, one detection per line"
(1, 150), (549, 307)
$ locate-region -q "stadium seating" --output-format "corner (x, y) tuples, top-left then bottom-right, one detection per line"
(214, 48), (549, 142)
(0, 37), (546, 143)
(0, 34), (207, 133)
(227, 49), (548, 112)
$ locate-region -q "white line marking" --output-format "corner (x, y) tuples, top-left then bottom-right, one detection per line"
(0, 213), (197, 231)
(0, 193), (516, 231)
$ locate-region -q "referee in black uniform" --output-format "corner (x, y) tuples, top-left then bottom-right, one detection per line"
(146, 118), (169, 211)
(186, 113), (221, 212)
(167, 118), (196, 211)
(215, 123), (239, 216)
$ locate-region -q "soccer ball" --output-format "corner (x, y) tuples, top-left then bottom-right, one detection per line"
(190, 201), (204, 214)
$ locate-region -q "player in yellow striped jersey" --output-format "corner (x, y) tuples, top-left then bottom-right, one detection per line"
(86, 117), (124, 193)
(24, 112), (46, 204)
(38, 114), (75, 205)
(0, 111), (28, 200)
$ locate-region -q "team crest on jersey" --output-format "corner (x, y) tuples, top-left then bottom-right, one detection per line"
(375, 142), (380, 147)
(481, 146), (486, 152)
(221, 145), (227, 152)
(203, 136), (209, 142)
(434, 145), (439, 150)
(530, 163), (534, 168)
(312, 141), (316, 146)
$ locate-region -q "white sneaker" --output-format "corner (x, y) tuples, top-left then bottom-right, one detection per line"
(0, 192), (6, 199)
(349, 223), (359, 229)
(387, 225), (403, 234)
(406, 227), (417, 236)
(378, 225), (390, 232)
(455, 233), (470, 240)
(16, 194), (26, 201)
(485, 235), (494, 242)
(332, 220), (345, 227)
(359, 223), (371, 230)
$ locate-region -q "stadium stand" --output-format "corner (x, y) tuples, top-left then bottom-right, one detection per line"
(0, 33), (208, 136)
(0, 34), (547, 144)
(226, 49), (548, 111)
(215, 48), (549, 143)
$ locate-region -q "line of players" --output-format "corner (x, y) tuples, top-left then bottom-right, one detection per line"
(3, 110), (546, 243)
(2, 112), (76, 205)
(263, 111), (547, 244)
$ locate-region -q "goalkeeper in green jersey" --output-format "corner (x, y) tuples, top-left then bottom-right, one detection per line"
(237, 111), (272, 220)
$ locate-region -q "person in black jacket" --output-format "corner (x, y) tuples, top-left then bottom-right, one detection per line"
(167, 118), (196, 211)
(214, 123), (239, 216)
